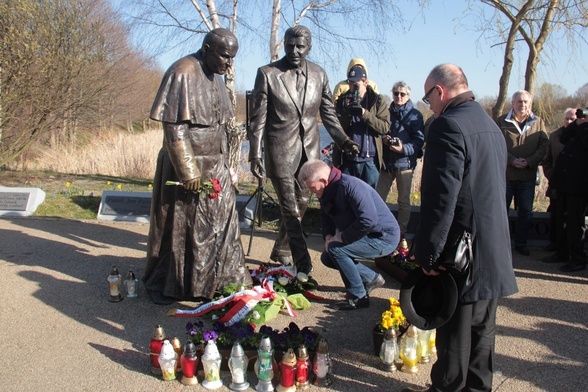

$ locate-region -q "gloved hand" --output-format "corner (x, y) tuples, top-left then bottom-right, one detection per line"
(342, 139), (360, 158)
(250, 158), (265, 180)
(183, 178), (201, 191)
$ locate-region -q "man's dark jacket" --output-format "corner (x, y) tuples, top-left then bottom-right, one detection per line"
(414, 91), (518, 302)
(319, 167), (400, 245)
(550, 120), (588, 197)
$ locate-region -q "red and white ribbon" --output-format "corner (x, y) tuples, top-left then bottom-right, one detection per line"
(171, 280), (296, 325)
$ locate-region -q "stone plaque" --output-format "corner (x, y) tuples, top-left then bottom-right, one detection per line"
(0, 187), (46, 217)
(97, 191), (152, 223)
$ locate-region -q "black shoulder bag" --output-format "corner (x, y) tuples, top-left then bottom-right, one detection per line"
(441, 230), (474, 286)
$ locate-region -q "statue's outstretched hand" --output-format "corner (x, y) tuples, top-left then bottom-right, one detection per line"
(342, 139), (360, 157)
(183, 178), (201, 192)
(250, 158), (265, 180)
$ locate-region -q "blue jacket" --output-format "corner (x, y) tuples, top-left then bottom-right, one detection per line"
(383, 100), (425, 171)
(319, 167), (400, 245)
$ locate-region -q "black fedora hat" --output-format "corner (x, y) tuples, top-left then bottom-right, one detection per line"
(399, 269), (458, 330)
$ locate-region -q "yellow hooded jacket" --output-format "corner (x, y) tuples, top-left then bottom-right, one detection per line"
(332, 58), (379, 102)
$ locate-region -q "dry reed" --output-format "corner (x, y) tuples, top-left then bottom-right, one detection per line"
(26, 129), (547, 210)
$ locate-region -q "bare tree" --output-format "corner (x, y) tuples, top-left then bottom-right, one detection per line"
(116, 0), (405, 171)
(0, 0), (159, 167)
(464, 0), (588, 119)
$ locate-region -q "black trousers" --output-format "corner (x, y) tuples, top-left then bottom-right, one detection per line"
(558, 191), (588, 265)
(430, 299), (498, 392)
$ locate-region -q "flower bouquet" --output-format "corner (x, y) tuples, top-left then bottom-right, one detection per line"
(167, 278), (313, 327)
(372, 296), (408, 355)
(375, 297), (407, 333)
(165, 178), (221, 199)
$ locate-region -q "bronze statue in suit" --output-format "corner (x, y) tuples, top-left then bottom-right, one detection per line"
(248, 25), (358, 274)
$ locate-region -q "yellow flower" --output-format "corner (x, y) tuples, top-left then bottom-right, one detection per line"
(148, 184), (153, 189)
(65, 182), (71, 187)
(389, 297), (400, 308)
(116, 184), (122, 190)
(106, 181), (111, 185)
(413, 193), (419, 200)
(378, 296), (406, 331)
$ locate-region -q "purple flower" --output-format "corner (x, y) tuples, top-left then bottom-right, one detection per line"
(203, 330), (218, 342)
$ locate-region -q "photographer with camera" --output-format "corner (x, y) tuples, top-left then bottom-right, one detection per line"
(334, 66), (390, 188)
(547, 107), (588, 273)
(376, 81), (424, 240)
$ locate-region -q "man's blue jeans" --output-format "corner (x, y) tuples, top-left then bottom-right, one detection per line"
(341, 160), (379, 189)
(506, 180), (536, 246)
(321, 236), (396, 298)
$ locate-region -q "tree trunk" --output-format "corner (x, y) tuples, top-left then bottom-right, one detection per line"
(270, 0), (281, 61)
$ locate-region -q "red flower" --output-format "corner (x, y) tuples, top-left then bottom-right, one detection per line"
(199, 178), (222, 199)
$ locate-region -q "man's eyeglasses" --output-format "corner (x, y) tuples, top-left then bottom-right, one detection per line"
(422, 85), (436, 105)
(393, 91), (408, 97)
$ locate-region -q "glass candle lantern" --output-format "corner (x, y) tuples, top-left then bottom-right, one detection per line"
(201, 339), (223, 390)
(313, 338), (333, 387)
(254, 336), (275, 392)
(399, 325), (421, 373)
(295, 345), (311, 389)
(171, 337), (183, 372)
(149, 325), (167, 375)
(180, 339), (199, 385)
(158, 339), (178, 381)
(429, 329), (437, 358)
(228, 341), (250, 391)
(124, 270), (138, 298)
(379, 328), (399, 372)
(107, 265), (123, 302)
(416, 328), (432, 363)
(276, 349), (297, 392)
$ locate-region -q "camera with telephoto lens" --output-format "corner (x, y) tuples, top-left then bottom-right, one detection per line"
(576, 107), (588, 119)
(343, 85), (363, 116)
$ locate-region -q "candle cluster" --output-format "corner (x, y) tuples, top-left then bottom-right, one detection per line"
(149, 324), (332, 391)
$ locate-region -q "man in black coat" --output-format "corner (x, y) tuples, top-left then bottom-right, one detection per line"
(248, 25), (358, 274)
(549, 111), (588, 273)
(404, 64), (518, 392)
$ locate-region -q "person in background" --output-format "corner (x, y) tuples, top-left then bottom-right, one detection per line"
(334, 65), (390, 188)
(496, 90), (549, 256)
(404, 63), (518, 392)
(332, 58), (379, 103)
(547, 107), (588, 273)
(248, 25), (358, 274)
(143, 28), (252, 305)
(298, 159), (399, 310)
(376, 81), (424, 239)
(541, 108), (577, 259)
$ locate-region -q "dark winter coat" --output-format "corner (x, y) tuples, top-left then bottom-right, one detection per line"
(319, 167), (400, 246)
(413, 91), (518, 302)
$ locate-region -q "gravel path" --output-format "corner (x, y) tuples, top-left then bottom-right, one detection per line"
(0, 217), (586, 391)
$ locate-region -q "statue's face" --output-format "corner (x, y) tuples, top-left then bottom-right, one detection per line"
(285, 36), (310, 68)
(203, 39), (238, 75)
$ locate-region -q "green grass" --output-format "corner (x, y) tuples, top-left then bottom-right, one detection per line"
(0, 169), (323, 231)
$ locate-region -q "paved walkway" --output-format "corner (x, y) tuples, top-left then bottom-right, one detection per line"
(0, 217), (586, 391)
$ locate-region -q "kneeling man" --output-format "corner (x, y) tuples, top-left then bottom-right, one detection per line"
(298, 159), (400, 310)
